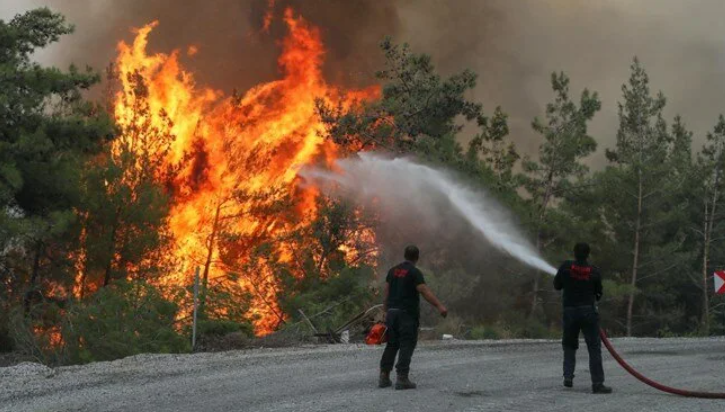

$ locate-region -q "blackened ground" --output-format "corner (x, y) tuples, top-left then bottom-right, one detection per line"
(2, 337), (725, 412)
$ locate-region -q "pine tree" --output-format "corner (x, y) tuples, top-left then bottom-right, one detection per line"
(467, 107), (520, 191)
(317, 38), (486, 160)
(523, 72), (601, 314)
(602, 58), (678, 336)
(694, 115), (725, 334)
(0, 8), (111, 304)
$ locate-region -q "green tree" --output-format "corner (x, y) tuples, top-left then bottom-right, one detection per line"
(522, 72), (601, 314)
(0, 8), (111, 334)
(669, 116), (693, 178)
(466, 107), (520, 191)
(601, 58), (684, 336)
(694, 115), (725, 333)
(317, 38), (487, 161)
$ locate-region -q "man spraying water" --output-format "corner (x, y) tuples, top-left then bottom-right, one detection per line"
(554, 242), (612, 394)
(379, 245), (448, 390)
(305, 155), (725, 398)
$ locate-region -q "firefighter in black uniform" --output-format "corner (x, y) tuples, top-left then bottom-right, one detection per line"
(554, 242), (613, 394)
(378, 245), (448, 390)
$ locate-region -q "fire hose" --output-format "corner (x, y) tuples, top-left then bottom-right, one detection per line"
(599, 328), (725, 399)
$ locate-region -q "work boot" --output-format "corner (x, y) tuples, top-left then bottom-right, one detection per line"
(395, 374), (417, 390)
(592, 383), (613, 394)
(563, 377), (573, 388)
(378, 371), (392, 388)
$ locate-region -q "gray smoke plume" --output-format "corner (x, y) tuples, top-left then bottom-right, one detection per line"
(3, 0), (724, 162)
(395, 0), (725, 165)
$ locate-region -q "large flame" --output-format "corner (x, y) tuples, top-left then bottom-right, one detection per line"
(112, 8), (377, 334)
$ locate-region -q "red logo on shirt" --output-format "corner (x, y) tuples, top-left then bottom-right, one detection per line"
(570, 265), (591, 280)
(393, 268), (409, 278)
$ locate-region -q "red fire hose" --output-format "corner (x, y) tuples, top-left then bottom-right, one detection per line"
(599, 328), (725, 399)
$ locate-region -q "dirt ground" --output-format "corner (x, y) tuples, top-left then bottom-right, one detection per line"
(2, 337), (725, 412)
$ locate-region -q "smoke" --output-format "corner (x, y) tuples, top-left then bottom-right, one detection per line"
(0, 0), (400, 92)
(302, 153), (557, 275)
(395, 0), (725, 165)
(3, 0), (724, 161)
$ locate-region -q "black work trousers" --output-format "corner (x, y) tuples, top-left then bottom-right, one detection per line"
(380, 308), (419, 375)
(562, 305), (605, 385)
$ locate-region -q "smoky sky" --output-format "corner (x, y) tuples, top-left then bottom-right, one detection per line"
(0, 0), (400, 92)
(3, 0), (725, 165)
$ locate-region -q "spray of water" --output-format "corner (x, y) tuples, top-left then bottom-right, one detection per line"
(302, 152), (557, 275)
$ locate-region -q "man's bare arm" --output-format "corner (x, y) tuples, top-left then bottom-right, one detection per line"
(416, 284), (448, 317)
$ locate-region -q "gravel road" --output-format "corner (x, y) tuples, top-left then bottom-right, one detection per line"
(2, 337), (725, 412)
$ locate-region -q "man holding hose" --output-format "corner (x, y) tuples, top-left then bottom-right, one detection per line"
(554, 242), (613, 394)
(378, 245), (448, 390)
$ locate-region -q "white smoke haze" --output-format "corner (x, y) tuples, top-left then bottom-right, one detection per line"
(302, 153), (557, 275)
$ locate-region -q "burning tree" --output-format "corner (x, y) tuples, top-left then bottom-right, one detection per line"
(98, 8), (378, 334)
(75, 66), (176, 296)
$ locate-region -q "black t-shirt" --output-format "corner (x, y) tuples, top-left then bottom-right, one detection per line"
(385, 261), (426, 317)
(553, 260), (603, 307)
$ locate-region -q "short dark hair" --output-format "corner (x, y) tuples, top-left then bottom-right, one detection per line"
(404, 245), (420, 262)
(574, 242), (590, 261)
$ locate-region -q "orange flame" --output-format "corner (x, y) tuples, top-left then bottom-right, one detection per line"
(262, 0), (276, 32)
(112, 8), (378, 334)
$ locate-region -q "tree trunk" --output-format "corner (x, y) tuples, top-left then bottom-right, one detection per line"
(626, 172), (643, 337)
(103, 210), (121, 287)
(531, 171), (555, 315)
(701, 180), (719, 334)
(74, 215), (90, 299)
(701, 204), (711, 335)
(29, 240), (43, 287)
(199, 201), (222, 317)
(77, 271), (87, 299)
(24, 241), (44, 314)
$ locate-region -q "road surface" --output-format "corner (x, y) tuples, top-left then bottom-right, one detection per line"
(2, 337), (725, 412)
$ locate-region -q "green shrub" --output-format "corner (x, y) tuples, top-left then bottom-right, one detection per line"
(63, 281), (189, 363)
(518, 317), (555, 339)
(196, 277), (254, 326)
(197, 319), (254, 338)
(192, 321), (256, 352)
(278, 265), (377, 333)
(469, 325), (500, 340)
(8, 302), (66, 364)
(493, 311), (557, 339)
